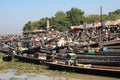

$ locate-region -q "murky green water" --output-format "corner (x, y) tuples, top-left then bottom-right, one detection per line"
(0, 70), (119, 80)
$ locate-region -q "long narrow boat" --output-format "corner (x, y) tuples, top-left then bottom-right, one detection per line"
(74, 49), (120, 66)
(13, 46), (47, 64)
(14, 54), (46, 64)
(67, 40), (120, 67)
(50, 45), (120, 67)
(43, 43), (120, 67)
(46, 62), (120, 77)
(1, 46), (48, 64)
(55, 55), (120, 67)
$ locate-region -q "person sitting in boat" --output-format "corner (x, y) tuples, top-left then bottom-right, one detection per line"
(57, 37), (65, 47)
(17, 40), (22, 50)
(74, 59), (78, 66)
(105, 29), (109, 41)
(31, 38), (37, 47)
(55, 38), (66, 53)
(67, 59), (74, 66)
(66, 53), (77, 66)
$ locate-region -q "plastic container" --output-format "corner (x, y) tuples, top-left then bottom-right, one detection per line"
(79, 50), (85, 53)
(88, 50), (95, 54)
(102, 47), (108, 51)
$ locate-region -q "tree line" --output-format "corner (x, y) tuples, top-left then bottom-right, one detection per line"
(23, 7), (120, 31)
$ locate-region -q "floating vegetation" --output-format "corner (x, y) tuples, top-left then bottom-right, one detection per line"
(0, 52), (5, 59)
(0, 52), (48, 74)
(0, 60), (48, 74)
(9, 77), (18, 80)
(0, 53), (72, 75)
(9, 77), (28, 80)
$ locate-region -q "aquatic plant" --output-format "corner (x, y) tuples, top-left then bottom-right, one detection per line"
(9, 77), (18, 80)
(0, 52), (49, 74)
(0, 53), (5, 59)
(0, 53), (73, 75)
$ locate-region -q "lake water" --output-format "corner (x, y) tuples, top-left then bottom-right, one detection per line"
(0, 70), (119, 80)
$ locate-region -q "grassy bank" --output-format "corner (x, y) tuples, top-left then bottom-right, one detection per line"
(0, 52), (48, 74)
(0, 52), (71, 75)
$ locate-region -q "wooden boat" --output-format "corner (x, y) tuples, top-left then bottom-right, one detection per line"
(74, 51), (120, 66)
(102, 40), (120, 46)
(73, 44), (120, 66)
(50, 45), (120, 67)
(0, 45), (47, 64)
(13, 46), (47, 64)
(46, 62), (120, 77)
(101, 39), (120, 52)
(77, 59), (120, 66)
(14, 54), (46, 64)
(55, 55), (120, 67)
(2, 55), (13, 61)
(66, 40), (120, 67)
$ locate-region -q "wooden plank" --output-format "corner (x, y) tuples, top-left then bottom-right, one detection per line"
(92, 65), (120, 70)
(106, 46), (120, 49)
(108, 49), (120, 52)
(102, 40), (120, 46)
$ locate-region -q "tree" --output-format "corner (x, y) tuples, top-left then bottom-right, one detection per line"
(55, 11), (67, 31)
(23, 21), (38, 31)
(50, 11), (71, 31)
(23, 8), (120, 32)
(49, 17), (57, 27)
(38, 17), (49, 29)
(55, 11), (67, 21)
(108, 9), (120, 20)
(87, 14), (100, 23)
(66, 7), (84, 26)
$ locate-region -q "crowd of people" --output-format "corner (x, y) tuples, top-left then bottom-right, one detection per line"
(0, 25), (120, 54)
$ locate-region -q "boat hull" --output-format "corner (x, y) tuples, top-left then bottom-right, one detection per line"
(46, 62), (120, 78)
(14, 55), (45, 64)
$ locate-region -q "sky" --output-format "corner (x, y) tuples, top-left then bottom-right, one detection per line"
(0, 0), (120, 34)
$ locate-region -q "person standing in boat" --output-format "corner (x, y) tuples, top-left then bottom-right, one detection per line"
(11, 40), (17, 48)
(31, 38), (37, 47)
(55, 37), (65, 53)
(105, 29), (109, 41)
(17, 40), (22, 50)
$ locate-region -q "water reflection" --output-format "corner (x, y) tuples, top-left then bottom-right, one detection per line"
(0, 70), (119, 80)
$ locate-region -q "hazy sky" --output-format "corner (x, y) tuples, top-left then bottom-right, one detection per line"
(0, 0), (120, 34)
